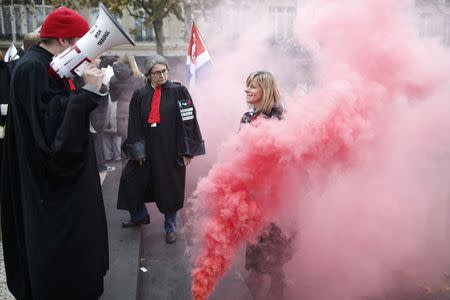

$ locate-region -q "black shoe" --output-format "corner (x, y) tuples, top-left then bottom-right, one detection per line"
(122, 215), (150, 228)
(165, 232), (176, 244)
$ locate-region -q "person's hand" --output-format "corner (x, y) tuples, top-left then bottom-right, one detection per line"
(183, 156), (192, 166)
(82, 63), (104, 91)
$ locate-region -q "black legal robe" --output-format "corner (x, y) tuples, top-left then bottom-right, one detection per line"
(117, 81), (205, 215)
(0, 59), (15, 170)
(0, 45), (109, 300)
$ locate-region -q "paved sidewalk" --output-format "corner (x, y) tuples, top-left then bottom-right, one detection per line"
(0, 162), (253, 300)
(137, 204), (253, 300)
(0, 243), (14, 299)
(137, 204), (192, 300)
(0, 164), (137, 300)
(100, 160), (140, 300)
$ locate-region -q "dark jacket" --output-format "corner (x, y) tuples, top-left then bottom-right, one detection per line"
(0, 61), (12, 108)
(240, 106), (295, 274)
(0, 61), (13, 167)
(245, 223), (294, 273)
(0, 45), (109, 300)
(109, 63), (145, 140)
(89, 94), (109, 133)
(117, 81), (205, 214)
(240, 105), (283, 124)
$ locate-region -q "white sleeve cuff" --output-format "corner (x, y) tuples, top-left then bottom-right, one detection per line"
(81, 84), (108, 96)
(1, 104), (8, 116)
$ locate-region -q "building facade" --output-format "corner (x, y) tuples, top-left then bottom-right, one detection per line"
(414, 0), (450, 45)
(3, 1), (450, 54)
(0, 0), (300, 55)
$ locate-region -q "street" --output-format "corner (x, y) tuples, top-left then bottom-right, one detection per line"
(99, 160), (253, 300)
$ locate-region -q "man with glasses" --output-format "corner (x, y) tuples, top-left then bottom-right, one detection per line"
(118, 54), (205, 244)
(0, 7), (109, 300)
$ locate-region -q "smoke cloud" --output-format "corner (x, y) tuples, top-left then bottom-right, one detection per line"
(186, 0), (450, 299)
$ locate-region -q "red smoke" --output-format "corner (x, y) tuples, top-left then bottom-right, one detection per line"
(191, 77), (377, 299)
(191, 0), (450, 299)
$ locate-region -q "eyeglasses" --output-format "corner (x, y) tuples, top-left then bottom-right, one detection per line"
(150, 69), (168, 76)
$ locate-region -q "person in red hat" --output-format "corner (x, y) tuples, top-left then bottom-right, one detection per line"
(0, 7), (109, 300)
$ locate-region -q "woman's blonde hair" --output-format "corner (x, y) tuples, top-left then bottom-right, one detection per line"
(0, 50), (4, 62)
(118, 54), (142, 79)
(246, 71), (281, 114)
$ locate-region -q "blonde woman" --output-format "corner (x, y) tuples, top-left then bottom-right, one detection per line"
(241, 70), (283, 125)
(241, 71), (294, 299)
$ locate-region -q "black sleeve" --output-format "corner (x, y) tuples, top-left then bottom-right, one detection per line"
(0, 62), (11, 127)
(11, 60), (102, 179)
(122, 89), (146, 160)
(176, 85), (205, 158)
(13, 60), (100, 155)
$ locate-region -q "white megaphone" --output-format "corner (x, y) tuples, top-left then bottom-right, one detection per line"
(50, 3), (135, 79)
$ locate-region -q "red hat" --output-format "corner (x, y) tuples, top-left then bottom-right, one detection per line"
(40, 7), (90, 39)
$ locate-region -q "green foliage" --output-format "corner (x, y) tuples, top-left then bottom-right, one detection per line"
(98, 0), (185, 26)
(4, 0), (221, 26)
(0, 0), (99, 9)
(1, 0), (219, 54)
(0, 0), (36, 5)
(48, 0), (98, 9)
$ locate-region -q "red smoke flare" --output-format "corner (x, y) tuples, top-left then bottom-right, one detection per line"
(191, 0), (450, 299)
(191, 84), (375, 299)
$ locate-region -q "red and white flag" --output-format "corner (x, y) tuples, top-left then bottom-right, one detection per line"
(186, 22), (212, 89)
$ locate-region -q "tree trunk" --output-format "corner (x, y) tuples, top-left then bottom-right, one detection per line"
(184, 3), (193, 40)
(152, 19), (164, 55)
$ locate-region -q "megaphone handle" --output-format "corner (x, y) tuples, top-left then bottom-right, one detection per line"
(74, 60), (90, 77)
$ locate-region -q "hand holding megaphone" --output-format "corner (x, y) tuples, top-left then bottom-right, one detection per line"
(50, 3), (135, 79)
(83, 63), (105, 91)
